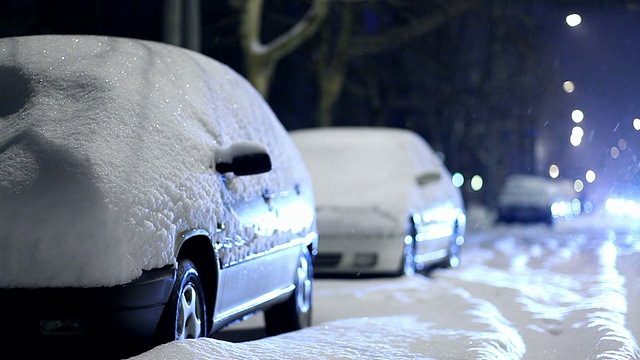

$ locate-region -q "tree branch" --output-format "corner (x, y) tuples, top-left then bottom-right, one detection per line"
(348, 0), (480, 55)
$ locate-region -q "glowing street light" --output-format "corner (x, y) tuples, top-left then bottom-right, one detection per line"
(470, 175), (483, 191)
(574, 179), (584, 192)
(572, 126), (584, 137)
(571, 109), (584, 123)
(563, 81), (575, 93)
(566, 14), (582, 27)
(570, 126), (584, 146)
(570, 134), (582, 147)
(451, 172), (464, 188)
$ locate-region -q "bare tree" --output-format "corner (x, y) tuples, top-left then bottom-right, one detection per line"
(230, 0), (330, 98)
(315, 0), (480, 127)
(163, 0), (201, 51)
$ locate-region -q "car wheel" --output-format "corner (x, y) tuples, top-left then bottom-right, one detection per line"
(437, 224), (462, 269)
(444, 242), (461, 268)
(402, 230), (417, 275)
(264, 247), (313, 336)
(157, 259), (207, 342)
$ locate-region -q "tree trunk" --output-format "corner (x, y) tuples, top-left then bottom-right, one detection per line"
(185, 0), (201, 51)
(163, 0), (183, 46)
(235, 0), (329, 99)
(316, 7), (353, 127)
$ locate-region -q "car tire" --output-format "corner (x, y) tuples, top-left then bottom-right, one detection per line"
(264, 248), (313, 336)
(435, 222), (462, 269)
(401, 224), (418, 275)
(443, 242), (461, 269)
(157, 259), (207, 342)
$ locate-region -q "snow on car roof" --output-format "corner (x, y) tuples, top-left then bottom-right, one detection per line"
(291, 127), (462, 226)
(0, 35), (311, 288)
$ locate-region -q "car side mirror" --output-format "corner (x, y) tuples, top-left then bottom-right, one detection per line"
(214, 141), (272, 176)
(416, 171), (441, 186)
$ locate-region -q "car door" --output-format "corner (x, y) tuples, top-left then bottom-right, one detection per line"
(210, 143), (301, 325)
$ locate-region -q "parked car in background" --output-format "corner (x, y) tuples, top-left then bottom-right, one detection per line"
(290, 127), (466, 276)
(0, 35), (317, 348)
(497, 174), (579, 224)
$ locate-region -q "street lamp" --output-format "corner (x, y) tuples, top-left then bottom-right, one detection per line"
(566, 14), (582, 27)
(563, 81), (575, 93)
(571, 109), (584, 123)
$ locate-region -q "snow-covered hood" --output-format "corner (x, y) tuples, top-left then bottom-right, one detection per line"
(0, 35), (312, 288)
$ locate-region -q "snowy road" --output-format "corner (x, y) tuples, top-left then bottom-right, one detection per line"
(129, 211), (640, 359)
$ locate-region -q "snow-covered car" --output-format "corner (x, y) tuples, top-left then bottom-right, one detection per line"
(290, 127), (466, 276)
(496, 174), (568, 224)
(0, 35), (317, 346)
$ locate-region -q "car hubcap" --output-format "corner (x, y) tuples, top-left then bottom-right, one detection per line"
(177, 282), (202, 339)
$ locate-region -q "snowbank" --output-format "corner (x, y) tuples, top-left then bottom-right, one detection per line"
(129, 213), (639, 359)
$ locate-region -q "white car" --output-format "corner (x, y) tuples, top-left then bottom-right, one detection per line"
(496, 174), (577, 224)
(0, 35), (317, 347)
(290, 127), (466, 276)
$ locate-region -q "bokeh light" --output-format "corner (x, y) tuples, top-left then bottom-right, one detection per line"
(618, 138), (627, 150)
(570, 133), (582, 146)
(570, 126), (584, 146)
(563, 81), (575, 93)
(572, 126), (584, 137)
(566, 13), (582, 27)
(571, 109), (584, 123)
(549, 164), (560, 178)
(634, 118), (640, 131)
(583, 201), (594, 214)
(574, 179), (584, 192)
(611, 146), (620, 158)
(470, 175), (483, 191)
(585, 169), (596, 183)
(451, 172), (464, 188)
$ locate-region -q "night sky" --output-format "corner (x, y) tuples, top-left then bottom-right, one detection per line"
(540, 5), (640, 199)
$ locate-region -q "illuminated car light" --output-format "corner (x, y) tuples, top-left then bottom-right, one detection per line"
(414, 249), (448, 263)
(571, 199), (581, 215)
(606, 198), (640, 218)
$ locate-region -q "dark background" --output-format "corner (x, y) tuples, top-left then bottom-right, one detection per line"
(2, 0), (639, 209)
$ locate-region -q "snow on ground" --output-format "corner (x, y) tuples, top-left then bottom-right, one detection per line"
(131, 207), (640, 359)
